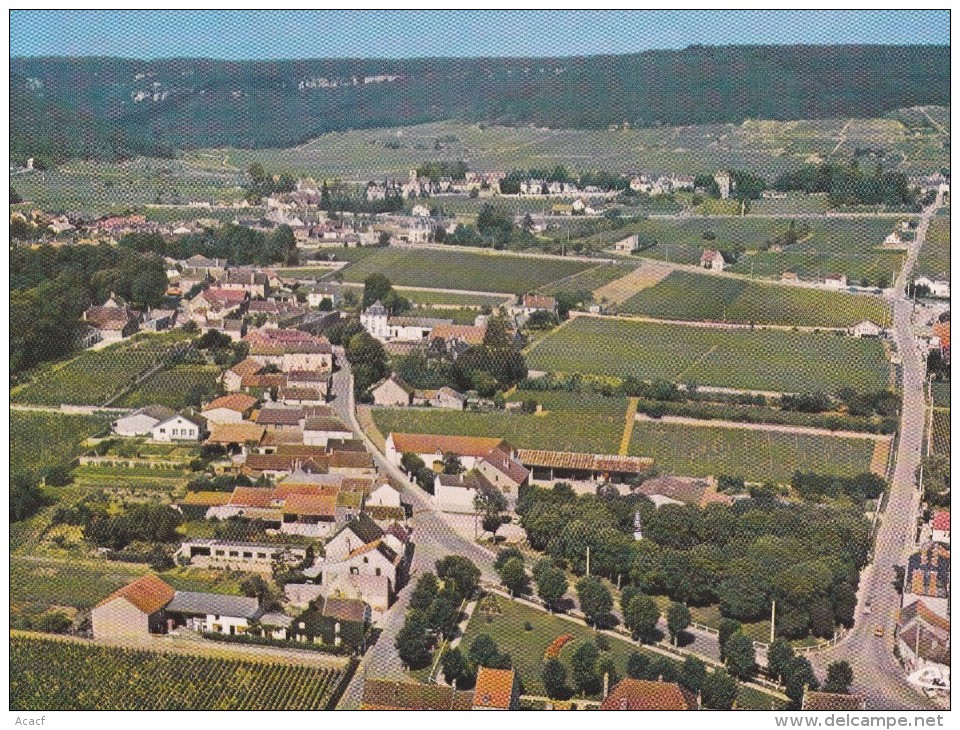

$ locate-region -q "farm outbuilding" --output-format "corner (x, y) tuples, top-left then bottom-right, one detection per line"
(91, 574), (175, 642)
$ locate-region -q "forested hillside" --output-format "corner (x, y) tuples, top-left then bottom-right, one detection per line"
(11, 44), (949, 162)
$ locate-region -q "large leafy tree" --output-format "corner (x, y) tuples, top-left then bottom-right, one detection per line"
(575, 576), (613, 628)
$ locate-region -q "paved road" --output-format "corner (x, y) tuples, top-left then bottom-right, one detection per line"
(329, 350), (499, 708)
(807, 194), (943, 711)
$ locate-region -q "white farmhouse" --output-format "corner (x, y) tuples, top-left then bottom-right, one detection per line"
(150, 413), (203, 442)
(112, 405), (176, 437)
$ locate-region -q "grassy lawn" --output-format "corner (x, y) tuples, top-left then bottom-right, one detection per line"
(335, 247), (598, 293)
(372, 402), (627, 455)
(11, 412), (110, 476)
(527, 316), (889, 393)
(931, 381), (951, 408)
(395, 288), (511, 307)
(408, 306), (486, 324)
(460, 594), (784, 708)
(915, 213), (950, 281)
(12, 333), (191, 406)
(931, 409), (950, 457)
(617, 270), (891, 328)
(117, 364), (221, 409)
(628, 420), (876, 482)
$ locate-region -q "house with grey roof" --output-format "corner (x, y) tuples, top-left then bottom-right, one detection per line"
(165, 591), (263, 635)
(112, 405), (177, 437)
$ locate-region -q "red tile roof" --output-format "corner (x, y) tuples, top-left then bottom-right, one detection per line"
(473, 667), (516, 709)
(600, 679), (697, 711)
(389, 432), (507, 458)
(430, 323), (487, 345)
(283, 493), (337, 518)
(932, 510), (950, 532)
(203, 393), (257, 413)
(95, 575), (175, 614)
(228, 487), (276, 508)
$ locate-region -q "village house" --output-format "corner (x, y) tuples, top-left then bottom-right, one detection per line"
(223, 358), (264, 392)
(279, 386), (326, 406)
(112, 405), (177, 437)
(256, 405), (304, 431)
(895, 600), (950, 689)
(189, 287), (248, 324)
(824, 273), (848, 289)
(175, 538), (310, 573)
(714, 170), (732, 199)
(91, 574), (175, 642)
(434, 471), (498, 514)
(614, 233), (639, 252)
(850, 319), (885, 339)
(600, 678), (697, 711)
(700, 249), (726, 272)
(932, 321), (950, 362)
(360, 679), (475, 710)
(412, 386), (468, 410)
(514, 294), (557, 318)
(304, 415), (354, 447)
(306, 284), (341, 308)
(914, 276), (951, 299)
(150, 413), (204, 443)
(517, 449), (655, 488)
(385, 432), (510, 472)
(205, 422), (266, 456)
(245, 329), (334, 372)
(201, 393), (258, 425)
(82, 294), (142, 342)
(219, 269), (270, 297)
(165, 591), (264, 636)
(931, 511), (950, 545)
(370, 374), (415, 406)
(472, 667), (520, 710)
(635, 475), (733, 508)
(902, 542), (950, 618)
(281, 492), (339, 537)
(141, 307), (177, 332)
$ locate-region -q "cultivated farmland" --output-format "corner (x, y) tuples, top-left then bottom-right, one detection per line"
(11, 334), (192, 406)
(10, 635), (348, 710)
(915, 211), (950, 282)
(11, 411), (109, 476)
(335, 247), (599, 293)
(593, 216), (905, 284)
(117, 365), (220, 409)
(627, 419), (877, 482)
(931, 410), (950, 457)
(536, 261), (640, 300)
(617, 270), (892, 327)
(372, 402), (628, 455)
(526, 316), (889, 393)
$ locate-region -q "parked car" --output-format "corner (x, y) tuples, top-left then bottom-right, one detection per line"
(874, 625), (884, 637)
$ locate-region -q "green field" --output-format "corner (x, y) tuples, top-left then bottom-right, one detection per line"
(117, 365), (220, 409)
(457, 594), (783, 709)
(11, 555), (150, 610)
(931, 410), (950, 457)
(12, 334), (191, 406)
(537, 261), (639, 299)
(627, 420), (877, 482)
(185, 115), (946, 181)
(408, 307), (484, 325)
(527, 316), (889, 393)
(617, 270), (891, 327)
(11, 636), (347, 710)
(397, 288), (511, 307)
(12, 157), (245, 214)
(335, 247), (599, 293)
(372, 402), (627, 456)
(11, 411), (110, 476)
(915, 212), (950, 282)
(932, 381), (951, 408)
(591, 216), (906, 284)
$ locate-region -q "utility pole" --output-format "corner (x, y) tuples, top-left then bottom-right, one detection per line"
(770, 600), (776, 644)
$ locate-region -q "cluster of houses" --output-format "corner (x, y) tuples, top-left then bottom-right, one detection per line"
(628, 173), (697, 197)
(895, 512), (950, 695)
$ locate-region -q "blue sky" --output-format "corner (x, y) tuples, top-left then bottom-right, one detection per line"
(10, 10), (949, 60)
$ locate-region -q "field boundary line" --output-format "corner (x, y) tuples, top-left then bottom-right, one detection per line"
(619, 398), (639, 455)
(633, 412), (893, 441)
(675, 343), (719, 382)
